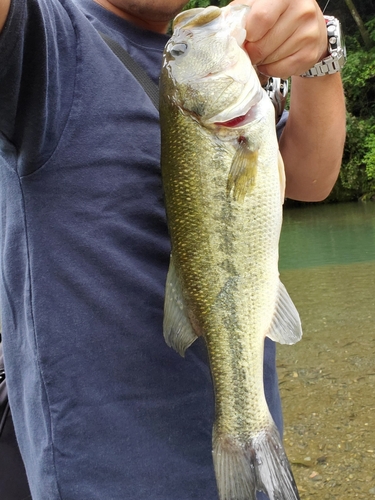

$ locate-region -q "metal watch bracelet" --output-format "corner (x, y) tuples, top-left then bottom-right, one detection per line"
(263, 77), (288, 123)
(301, 15), (346, 78)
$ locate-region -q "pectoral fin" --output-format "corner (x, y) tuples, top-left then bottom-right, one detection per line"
(267, 281), (302, 345)
(163, 256), (198, 356)
(227, 137), (258, 202)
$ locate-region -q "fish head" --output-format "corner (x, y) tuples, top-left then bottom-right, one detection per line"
(161, 5), (263, 128)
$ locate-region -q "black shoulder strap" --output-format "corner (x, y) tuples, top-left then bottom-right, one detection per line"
(98, 31), (159, 111)
(0, 337), (10, 437)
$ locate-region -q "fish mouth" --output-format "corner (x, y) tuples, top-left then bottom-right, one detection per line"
(212, 92), (265, 128)
(214, 108), (255, 128)
(203, 64), (264, 127)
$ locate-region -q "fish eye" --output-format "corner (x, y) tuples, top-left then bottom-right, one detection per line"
(169, 43), (188, 58)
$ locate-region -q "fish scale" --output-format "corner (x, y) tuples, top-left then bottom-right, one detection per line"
(160, 5), (303, 499)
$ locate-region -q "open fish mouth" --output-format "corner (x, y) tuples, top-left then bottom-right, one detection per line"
(205, 85), (263, 126)
(213, 98), (266, 128)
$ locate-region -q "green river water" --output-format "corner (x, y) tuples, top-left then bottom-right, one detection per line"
(277, 201), (375, 499)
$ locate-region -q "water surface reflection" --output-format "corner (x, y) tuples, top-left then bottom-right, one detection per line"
(277, 202), (375, 499)
(280, 201), (375, 269)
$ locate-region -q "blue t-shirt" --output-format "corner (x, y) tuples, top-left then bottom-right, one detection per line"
(0, 0), (282, 498)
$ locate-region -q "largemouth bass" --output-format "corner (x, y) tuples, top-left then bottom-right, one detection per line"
(160, 5), (303, 499)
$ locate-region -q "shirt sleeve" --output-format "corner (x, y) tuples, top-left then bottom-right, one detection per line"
(0, 0), (77, 176)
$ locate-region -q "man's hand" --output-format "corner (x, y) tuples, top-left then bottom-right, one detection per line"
(232, 0), (327, 79)
(231, 0), (346, 202)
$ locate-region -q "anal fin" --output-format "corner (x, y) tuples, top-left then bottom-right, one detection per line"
(267, 280), (302, 345)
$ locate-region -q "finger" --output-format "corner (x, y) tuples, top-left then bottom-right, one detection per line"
(257, 53), (307, 80)
(256, 36), (324, 79)
(231, 0), (288, 42)
(244, 9), (297, 66)
(247, 1), (328, 77)
(255, 24), (322, 69)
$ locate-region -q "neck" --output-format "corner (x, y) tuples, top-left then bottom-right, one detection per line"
(93, 0), (170, 33)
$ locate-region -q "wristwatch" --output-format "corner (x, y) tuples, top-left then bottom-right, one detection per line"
(301, 16), (346, 77)
(263, 77), (289, 123)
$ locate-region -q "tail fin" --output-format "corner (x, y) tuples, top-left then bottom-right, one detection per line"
(213, 422), (300, 500)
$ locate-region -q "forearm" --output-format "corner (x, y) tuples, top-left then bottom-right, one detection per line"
(0, 0), (11, 32)
(280, 73), (346, 202)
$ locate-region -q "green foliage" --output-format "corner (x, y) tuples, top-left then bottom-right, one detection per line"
(183, 0), (230, 9)
(330, 114), (375, 201)
(183, 0), (211, 9)
(333, 17), (375, 201)
(363, 131), (375, 181)
(367, 18), (375, 42)
(342, 42), (375, 117)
